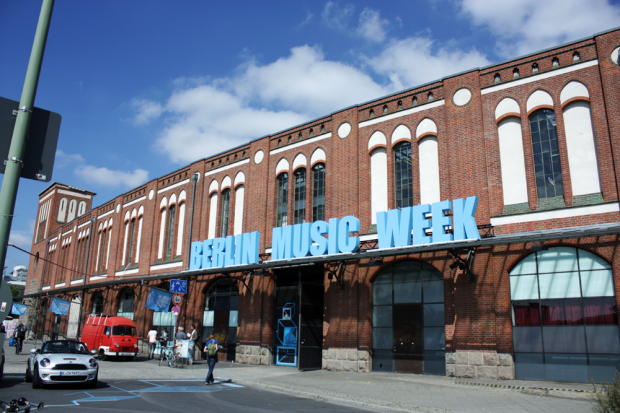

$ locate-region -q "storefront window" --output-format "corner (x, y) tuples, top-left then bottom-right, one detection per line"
(117, 289), (134, 320)
(203, 278), (239, 361)
(510, 247), (619, 382)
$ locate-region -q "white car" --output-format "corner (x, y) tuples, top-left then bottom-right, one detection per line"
(25, 340), (98, 388)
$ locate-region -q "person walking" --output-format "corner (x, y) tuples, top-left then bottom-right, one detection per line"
(14, 322), (27, 354)
(147, 326), (158, 359)
(159, 328), (168, 348)
(204, 334), (219, 385)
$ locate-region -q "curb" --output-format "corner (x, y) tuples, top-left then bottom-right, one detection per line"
(455, 381), (594, 393)
(235, 379), (446, 413)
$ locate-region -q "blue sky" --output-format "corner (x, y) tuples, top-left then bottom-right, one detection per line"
(1, 0), (619, 270)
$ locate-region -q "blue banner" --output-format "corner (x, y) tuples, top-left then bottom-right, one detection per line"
(145, 288), (173, 312)
(11, 303), (28, 316)
(50, 298), (71, 315)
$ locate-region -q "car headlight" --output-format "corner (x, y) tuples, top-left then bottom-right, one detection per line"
(115, 343), (119, 348)
(134, 344), (138, 348)
(40, 358), (51, 367)
(89, 358), (98, 368)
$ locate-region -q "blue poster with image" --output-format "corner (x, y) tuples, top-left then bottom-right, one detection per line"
(145, 288), (173, 312)
(11, 303), (28, 316)
(50, 298), (71, 315)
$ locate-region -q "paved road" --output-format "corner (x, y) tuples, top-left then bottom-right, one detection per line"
(1, 341), (599, 413)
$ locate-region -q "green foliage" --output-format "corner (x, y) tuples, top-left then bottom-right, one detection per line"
(9, 284), (21, 299)
(593, 372), (620, 413)
(213, 332), (226, 344)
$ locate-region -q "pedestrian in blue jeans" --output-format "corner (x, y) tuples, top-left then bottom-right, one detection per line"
(204, 334), (219, 385)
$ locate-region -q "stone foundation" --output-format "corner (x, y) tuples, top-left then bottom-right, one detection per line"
(446, 352), (514, 380)
(236, 345), (272, 365)
(322, 348), (371, 373)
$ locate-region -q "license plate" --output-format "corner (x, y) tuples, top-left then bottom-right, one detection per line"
(60, 371), (82, 376)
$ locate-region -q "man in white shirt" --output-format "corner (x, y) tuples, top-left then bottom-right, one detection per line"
(147, 327), (158, 359)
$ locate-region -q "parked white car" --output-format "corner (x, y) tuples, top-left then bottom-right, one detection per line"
(25, 340), (98, 388)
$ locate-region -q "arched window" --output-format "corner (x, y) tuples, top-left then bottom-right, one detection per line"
(309, 128), (314, 137)
(413, 96), (418, 105)
(97, 228), (107, 273)
(532, 63), (539, 73)
(394, 141), (413, 209)
(573, 51), (580, 61)
(117, 289), (134, 320)
(397, 100), (403, 110)
(276, 173), (288, 226)
(383, 105), (388, 114)
(369, 109), (375, 118)
(91, 291), (104, 315)
(372, 261), (445, 374)
(428, 92), (433, 101)
(369, 131), (388, 228)
(57, 197), (67, 223)
(294, 169), (306, 224)
(513, 68), (520, 78)
(510, 247), (618, 383)
(529, 109), (563, 199)
(166, 204), (176, 258)
(78, 201), (87, 217)
(67, 199), (77, 222)
(552, 57), (559, 67)
(220, 189), (231, 237)
(494, 73), (501, 83)
(312, 164), (325, 222)
(203, 278), (239, 361)
(126, 218), (136, 265)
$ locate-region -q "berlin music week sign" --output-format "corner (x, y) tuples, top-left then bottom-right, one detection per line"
(190, 196), (480, 270)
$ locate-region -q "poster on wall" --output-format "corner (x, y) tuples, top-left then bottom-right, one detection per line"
(11, 303), (28, 316)
(50, 298), (71, 315)
(145, 288), (173, 312)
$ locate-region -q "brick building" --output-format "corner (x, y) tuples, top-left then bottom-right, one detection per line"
(22, 27), (620, 383)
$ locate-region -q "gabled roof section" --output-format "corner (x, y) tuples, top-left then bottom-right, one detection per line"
(38, 182), (97, 197)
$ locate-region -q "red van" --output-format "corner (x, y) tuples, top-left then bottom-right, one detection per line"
(81, 315), (139, 360)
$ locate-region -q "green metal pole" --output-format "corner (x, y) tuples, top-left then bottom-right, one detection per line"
(0, 0), (55, 285)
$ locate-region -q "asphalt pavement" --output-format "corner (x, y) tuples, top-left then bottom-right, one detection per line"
(0, 340), (600, 413)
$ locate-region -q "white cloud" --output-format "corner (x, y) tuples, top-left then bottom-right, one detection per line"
(57, 150), (149, 188)
(130, 98), (164, 125)
(9, 230), (32, 249)
(321, 1), (355, 31)
(356, 8), (389, 43)
(461, 0), (620, 57)
(299, 11), (314, 27)
(365, 37), (491, 90)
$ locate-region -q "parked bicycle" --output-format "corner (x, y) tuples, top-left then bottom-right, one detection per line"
(0, 397), (44, 413)
(159, 346), (184, 368)
(14, 338), (22, 356)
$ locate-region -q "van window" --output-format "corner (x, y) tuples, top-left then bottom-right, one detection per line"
(112, 326), (137, 336)
(104, 327), (111, 335)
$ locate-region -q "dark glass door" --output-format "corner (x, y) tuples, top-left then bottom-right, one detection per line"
(299, 280), (323, 370)
(214, 311), (229, 361)
(393, 304), (424, 373)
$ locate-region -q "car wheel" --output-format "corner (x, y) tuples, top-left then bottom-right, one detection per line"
(32, 365), (41, 389)
(25, 364), (32, 382)
(99, 350), (107, 361)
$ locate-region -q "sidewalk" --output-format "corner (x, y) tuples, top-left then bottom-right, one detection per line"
(3, 341), (598, 413)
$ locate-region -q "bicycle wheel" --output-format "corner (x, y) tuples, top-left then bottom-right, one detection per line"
(171, 354), (184, 368)
(158, 350), (166, 366)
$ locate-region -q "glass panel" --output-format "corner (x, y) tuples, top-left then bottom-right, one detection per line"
(541, 299), (583, 325)
(228, 327), (237, 344)
(372, 349), (393, 372)
(393, 282), (421, 304)
(510, 275), (539, 300)
(423, 327), (445, 350)
(515, 353), (545, 380)
(542, 326), (586, 353)
(545, 353), (588, 383)
(373, 271), (392, 284)
(312, 164), (325, 222)
(229, 310), (238, 327)
(424, 304), (444, 327)
(153, 312), (161, 325)
(578, 250), (611, 271)
(393, 261), (421, 282)
(394, 142), (413, 209)
(537, 247), (579, 273)
(510, 253), (536, 275)
(586, 326), (620, 354)
(424, 351), (446, 376)
(539, 272), (580, 299)
(513, 327), (543, 352)
(584, 297), (618, 325)
(589, 355), (620, 383)
(202, 327), (214, 343)
(512, 301), (540, 326)
(423, 281), (444, 303)
(581, 270), (614, 297)
(293, 169), (306, 224)
(215, 296), (230, 311)
(372, 327), (392, 349)
(373, 283), (392, 305)
(230, 295), (239, 311)
(422, 264), (443, 281)
(203, 311), (214, 327)
(373, 306), (392, 327)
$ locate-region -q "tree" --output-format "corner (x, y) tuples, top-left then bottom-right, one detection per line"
(9, 284), (21, 299)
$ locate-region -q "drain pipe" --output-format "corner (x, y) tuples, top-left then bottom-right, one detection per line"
(186, 172), (200, 269)
(76, 216), (95, 339)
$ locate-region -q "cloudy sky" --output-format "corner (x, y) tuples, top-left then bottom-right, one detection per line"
(1, 0), (619, 270)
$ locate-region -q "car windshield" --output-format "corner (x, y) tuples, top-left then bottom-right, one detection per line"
(112, 326), (137, 336)
(41, 340), (89, 354)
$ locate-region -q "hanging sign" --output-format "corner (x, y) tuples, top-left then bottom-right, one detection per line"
(145, 288), (173, 312)
(172, 293), (183, 306)
(171, 305), (181, 315)
(170, 279), (187, 294)
(11, 303), (28, 316)
(50, 297), (71, 315)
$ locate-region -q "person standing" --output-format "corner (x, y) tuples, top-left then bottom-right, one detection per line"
(147, 326), (158, 359)
(159, 328), (168, 348)
(204, 334), (219, 385)
(14, 322), (26, 354)
(175, 326), (186, 344)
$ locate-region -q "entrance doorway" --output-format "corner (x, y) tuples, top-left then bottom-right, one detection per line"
(372, 261), (445, 375)
(274, 265), (324, 370)
(203, 278), (238, 361)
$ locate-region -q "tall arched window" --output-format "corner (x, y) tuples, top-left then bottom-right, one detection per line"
(166, 204), (176, 258)
(276, 173), (288, 226)
(97, 228), (107, 273)
(117, 289), (134, 320)
(78, 201), (87, 217)
(530, 109), (563, 199)
(126, 218), (136, 265)
(510, 247), (618, 383)
(294, 169), (306, 224)
(57, 197), (67, 223)
(312, 164), (325, 222)
(67, 199), (77, 222)
(203, 278), (239, 361)
(91, 291), (104, 314)
(220, 189), (231, 237)
(394, 142), (413, 208)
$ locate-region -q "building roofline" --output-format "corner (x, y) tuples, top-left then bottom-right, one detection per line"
(38, 182), (97, 197)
